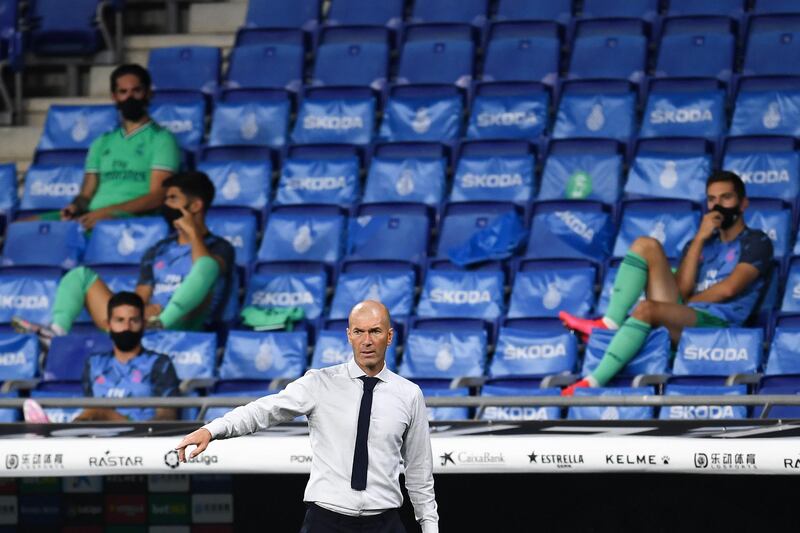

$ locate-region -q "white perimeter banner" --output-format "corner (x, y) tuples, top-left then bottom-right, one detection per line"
(1, 434), (800, 476)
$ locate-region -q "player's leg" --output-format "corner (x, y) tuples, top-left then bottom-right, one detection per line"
(84, 277), (114, 330)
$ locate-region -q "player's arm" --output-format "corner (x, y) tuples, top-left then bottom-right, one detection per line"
(676, 210), (723, 300)
(135, 245), (161, 319)
(401, 388), (439, 532)
(687, 263), (760, 303)
(62, 172), (98, 220)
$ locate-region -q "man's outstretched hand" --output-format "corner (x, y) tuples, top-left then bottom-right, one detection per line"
(175, 428), (212, 462)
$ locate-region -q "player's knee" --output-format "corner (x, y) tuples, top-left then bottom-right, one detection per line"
(630, 236), (663, 257)
(631, 300), (656, 323)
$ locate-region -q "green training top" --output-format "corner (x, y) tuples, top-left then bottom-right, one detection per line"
(84, 121), (180, 212)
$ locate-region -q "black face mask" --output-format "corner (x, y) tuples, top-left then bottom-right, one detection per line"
(117, 97), (148, 122)
(162, 203), (190, 227)
(110, 329), (143, 352)
(712, 203), (741, 230)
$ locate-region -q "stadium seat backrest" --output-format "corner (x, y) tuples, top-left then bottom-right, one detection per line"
(346, 211), (430, 265)
(220, 330), (308, 380)
(20, 164), (83, 211)
(436, 202), (519, 258)
(450, 141), (535, 204)
(329, 269), (415, 319)
(206, 210), (258, 268)
(568, 386), (655, 420)
(209, 97), (291, 148)
(312, 26), (390, 89)
(379, 85), (463, 142)
(244, 0), (320, 31)
(276, 151), (361, 207)
(508, 260), (596, 318)
(326, 0), (404, 27)
(483, 22), (560, 85)
(466, 82), (550, 140)
(198, 160), (271, 212)
(363, 143), (446, 206)
(753, 0), (800, 14)
(743, 15), (800, 76)
(623, 139), (712, 201)
(423, 386), (471, 421)
(765, 327), (800, 374)
(743, 202), (791, 260)
(666, 0), (745, 17)
(613, 200), (699, 258)
(244, 270), (328, 321)
(538, 139), (623, 204)
(149, 46), (221, 95)
(730, 77), (800, 137)
(410, 0), (488, 25)
(150, 94), (206, 151)
(581, 0), (658, 21)
(0, 333), (38, 381)
(400, 328), (486, 379)
(490, 327), (577, 378)
(142, 330), (216, 381)
(526, 201), (615, 262)
(311, 329), (397, 370)
(480, 385), (562, 421)
(639, 79), (726, 141)
(722, 136), (800, 203)
(495, 0), (572, 24)
(226, 43), (304, 92)
(291, 87), (376, 145)
(397, 24), (475, 87)
(28, 0), (102, 55)
(660, 384), (747, 420)
(0, 163), (16, 214)
(780, 259), (800, 312)
(2, 221), (85, 269)
(37, 105), (117, 151)
(568, 19), (647, 83)
(257, 207), (345, 265)
(84, 217), (168, 266)
(654, 16), (735, 81)
(416, 269), (505, 320)
(674, 328), (763, 376)
(583, 327), (671, 377)
(0, 272), (58, 324)
(44, 332), (112, 381)
(553, 81), (636, 142)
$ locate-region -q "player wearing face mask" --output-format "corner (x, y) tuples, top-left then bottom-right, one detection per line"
(558, 171), (773, 394)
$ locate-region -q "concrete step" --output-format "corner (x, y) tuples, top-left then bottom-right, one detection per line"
(189, 2), (246, 34)
(24, 97), (110, 128)
(89, 66), (117, 98)
(0, 126), (42, 168)
(124, 33), (235, 66)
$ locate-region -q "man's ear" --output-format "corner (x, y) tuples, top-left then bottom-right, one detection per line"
(740, 196), (749, 211)
(387, 328), (394, 346)
(189, 197), (203, 214)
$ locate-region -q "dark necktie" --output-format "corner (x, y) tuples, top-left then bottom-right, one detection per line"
(351, 376), (380, 491)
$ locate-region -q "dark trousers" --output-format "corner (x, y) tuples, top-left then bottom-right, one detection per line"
(300, 503), (406, 533)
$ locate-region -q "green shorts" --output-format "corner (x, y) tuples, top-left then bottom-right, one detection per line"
(693, 309), (729, 328)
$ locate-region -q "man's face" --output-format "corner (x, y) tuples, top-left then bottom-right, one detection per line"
(706, 181), (745, 212)
(108, 304), (143, 334)
(164, 187), (200, 214)
(347, 311), (393, 373)
(112, 73), (149, 104)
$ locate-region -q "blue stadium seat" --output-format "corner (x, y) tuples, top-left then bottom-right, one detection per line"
(495, 0), (572, 25)
(581, 0), (658, 22)
(311, 328), (398, 370)
(654, 16), (736, 81)
(582, 327), (671, 385)
(207, 209), (258, 269)
(275, 144), (360, 208)
(538, 139), (624, 204)
(362, 142), (447, 207)
(765, 328), (800, 375)
(208, 93), (291, 149)
(329, 267), (416, 320)
(244, 0), (321, 31)
(488, 326), (578, 381)
(256, 205), (346, 269)
(568, 19), (647, 84)
(671, 327), (763, 386)
(752, 0), (800, 14)
(0, 270), (58, 325)
(613, 199), (700, 258)
(416, 268), (505, 322)
(659, 384), (748, 419)
(665, 0), (745, 18)
(204, 387), (278, 421)
(219, 330), (308, 387)
(743, 199), (791, 260)
(482, 21), (560, 85)
(567, 386), (656, 420)
(379, 84), (464, 142)
(148, 46), (221, 96)
(756, 373), (800, 418)
(291, 86), (376, 145)
(730, 76), (800, 137)
(639, 78), (726, 142)
(27, 0), (107, 56)
(37, 104), (117, 152)
(450, 140), (535, 206)
(552, 80), (637, 144)
(0, 163), (16, 231)
(435, 201), (521, 259)
(410, 0), (488, 26)
(345, 203), (431, 269)
(423, 385), (471, 421)
(83, 217), (168, 266)
(526, 200), (614, 263)
(20, 164), (83, 212)
(32, 148), (87, 167)
(245, 262), (327, 322)
(141, 330), (216, 383)
(508, 259), (596, 319)
(743, 15), (800, 76)
(397, 23), (475, 87)
(198, 159), (271, 215)
(722, 136), (800, 204)
(780, 257), (800, 312)
(42, 333), (110, 385)
(312, 26), (390, 89)
(225, 39), (304, 93)
(466, 82), (550, 141)
(479, 385), (562, 421)
(199, 145), (274, 164)
(623, 138), (713, 201)
(326, 0), (404, 27)
(1, 221), (84, 269)
(149, 92), (206, 152)
(399, 327), (487, 385)
(0, 334), (38, 395)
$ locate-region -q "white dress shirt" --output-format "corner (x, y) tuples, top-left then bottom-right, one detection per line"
(203, 358), (439, 532)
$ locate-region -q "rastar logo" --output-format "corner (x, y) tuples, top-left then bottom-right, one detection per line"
(650, 107), (713, 124)
(285, 176), (348, 191)
(0, 353), (26, 366)
(503, 343), (566, 360)
(460, 173), (524, 188)
(667, 405), (737, 419)
(739, 169), (790, 184)
(477, 111), (539, 128)
(0, 295), (49, 309)
(554, 211), (595, 243)
(251, 291), (313, 306)
(429, 289), (491, 304)
(303, 115), (364, 130)
(683, 346), (749, 361)
(88, 450), (143, 468)
(31, 182), (80, 196)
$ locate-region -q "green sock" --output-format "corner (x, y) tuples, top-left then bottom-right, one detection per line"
(605, 250), (648, 327)
(51, 266), (98, 333)
(159, 256), (220, 329)
(590, 317), (651, 386)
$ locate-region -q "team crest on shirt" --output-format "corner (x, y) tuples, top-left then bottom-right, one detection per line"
(95, 375), (106, 385)
(155, 260), (166, 270)
(725, 249), (736, 263)
(131, 369), (143, 383)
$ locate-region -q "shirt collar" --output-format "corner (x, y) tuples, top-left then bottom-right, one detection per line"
(346, 358), (392, 383)
(120, 120), (153, 139)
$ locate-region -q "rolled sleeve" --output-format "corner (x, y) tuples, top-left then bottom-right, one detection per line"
(401, 387), (439, 532)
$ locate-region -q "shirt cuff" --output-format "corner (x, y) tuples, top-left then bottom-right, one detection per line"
(202, 418), (228, 440)
(420, 521), (439, 533)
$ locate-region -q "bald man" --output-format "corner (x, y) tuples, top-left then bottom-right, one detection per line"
(176, 301), (439, 532)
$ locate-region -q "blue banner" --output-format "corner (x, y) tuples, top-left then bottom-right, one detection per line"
(528, 209), (614, 261)
(614, 208), (699, 258)
(674, 327), (763, 376)
(765, 328), (800, 375)
(245, 272), (327, 320)
(0, 333), (38, 380)
(84, 217), (168, 265)
(0, 274), (57, 324)
(363, 156), (446, 206)
(567, 387), (655, 420)
(220, 331), (307, 380)
(21, 165), (83, 210)
(346, 214), (430, 265)
(416, 270), (505, 320)
(730, 89), (800, 137)
(258, 213), (344, 264)
(480, 385), (561, 421)
(2, 221), (85, 269)
(206, 213), (257, 267)
(582, 327), (671, 376)
(37, 105), (118, 150)
(508, 266), (595, 318)
(311, 329), (397, 371)
(640, 89), (725, 139)
(489, 327), (577, 377)
(400, 329), (487, 379)
(199, 160), (271, 211)
(553, 92), (635, 141)
(379, 93), (462, 142)
(448, 212), (526, 266)
(329, 271), (415, 319)
(723, 150), (800, 203)
(659, 384), (747, 420)
(150, 100), (205, 151)
(466, 93), (548, 140)
(538, 152), (622, 204)
(276, 157), (360, 206)
(142, 331), (217, 380)
(451, 155), (534, 204)
(292, 97), (375, 145)
(624, 153), (710, 201)
(209, 100), (291, 148)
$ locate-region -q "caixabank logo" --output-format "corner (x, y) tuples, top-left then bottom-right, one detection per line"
(439, 450), (504, 467)
(694, 452), (756, 470)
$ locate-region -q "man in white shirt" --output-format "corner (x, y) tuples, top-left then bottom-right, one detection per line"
(175, 300), (439, 532)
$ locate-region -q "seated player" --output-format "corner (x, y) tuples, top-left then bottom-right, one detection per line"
(559, 171), (773, 395)
(14, 171), (235, 340)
